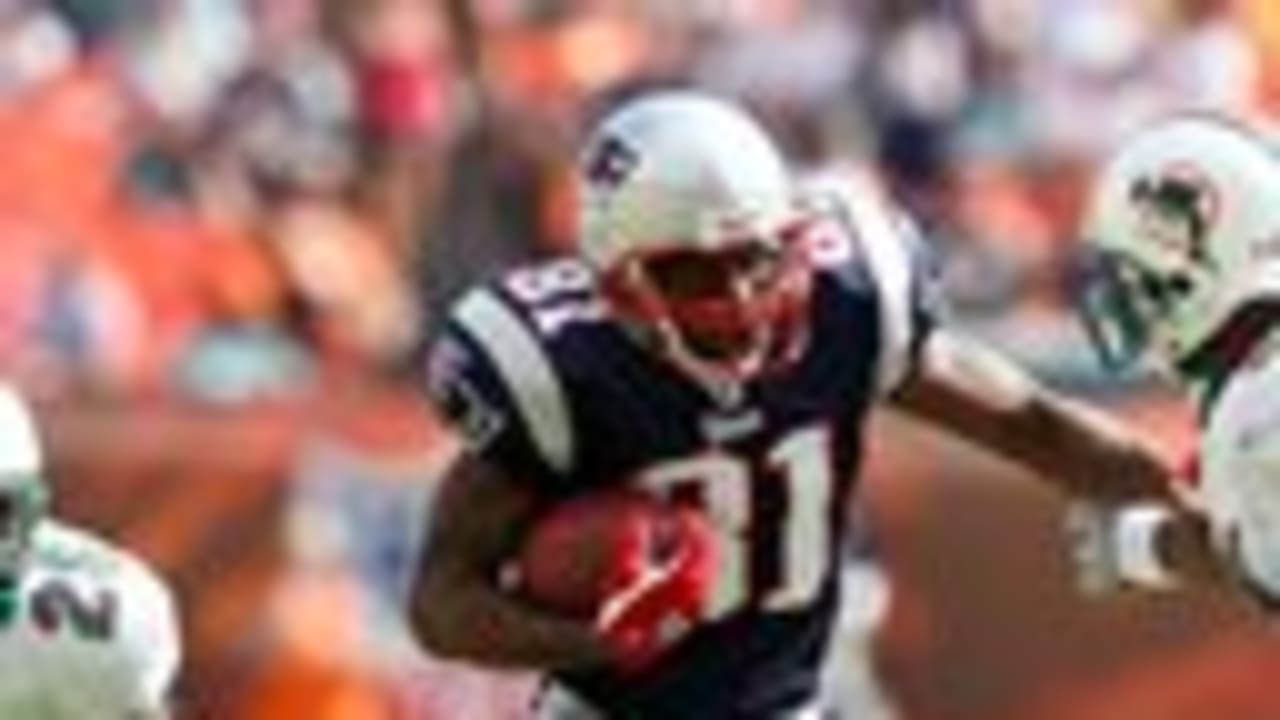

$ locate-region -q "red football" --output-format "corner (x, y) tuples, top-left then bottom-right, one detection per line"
(516, 490), (717, 620)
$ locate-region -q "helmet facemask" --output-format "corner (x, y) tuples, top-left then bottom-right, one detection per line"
(1078, 247), (1200, 373)
(602, 221), (814, 388)
(0, 474), (46, 585)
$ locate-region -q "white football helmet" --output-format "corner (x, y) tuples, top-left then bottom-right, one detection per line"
(0, 385), (46, 581)
(577, 91), (814, 385)
(1080, 114), (1280, 382)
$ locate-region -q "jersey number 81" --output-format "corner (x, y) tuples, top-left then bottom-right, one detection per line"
(640, 426), (834, 618)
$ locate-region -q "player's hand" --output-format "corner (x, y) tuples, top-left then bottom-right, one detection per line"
(1064, 501), (1180, 595)
(1065, 497), (1236, 597)
(1065, 449), (1213, 597)
(593, 510), (712, 672)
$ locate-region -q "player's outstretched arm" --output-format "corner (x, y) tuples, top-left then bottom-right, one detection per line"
(886, 330), (1240, 592)
(408, 449), (614, 670)
(887, 329), (1178, 504)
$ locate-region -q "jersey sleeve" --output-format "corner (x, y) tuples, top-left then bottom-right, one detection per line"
(1199, 362), (1280, 603)
(817, 171), (944, 394)
(116, 553), (181, 711)
(424, 286), (576, 490)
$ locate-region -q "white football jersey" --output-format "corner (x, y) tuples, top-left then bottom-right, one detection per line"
(0, 519), (180, 719)
(1200, 346), (1280, 596)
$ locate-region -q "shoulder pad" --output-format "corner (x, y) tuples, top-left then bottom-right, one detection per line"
(804, 170), (942, 392)
(428, 284), (579, 477)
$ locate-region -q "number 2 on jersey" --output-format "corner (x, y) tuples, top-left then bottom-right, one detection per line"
(0, 579), (117, 641)
(640, 425), (834, 617)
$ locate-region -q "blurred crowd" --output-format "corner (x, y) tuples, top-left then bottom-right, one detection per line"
(0, 0), (1275, 718)
(0, 0), (1271, 401)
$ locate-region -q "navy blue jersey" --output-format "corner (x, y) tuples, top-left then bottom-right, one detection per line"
(424, 181), (939, 719)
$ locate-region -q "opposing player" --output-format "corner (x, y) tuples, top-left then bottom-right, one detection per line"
(0, 384), (180, 718)
(409, 91), (1180, 719)
(1072, 115), (1280, 600)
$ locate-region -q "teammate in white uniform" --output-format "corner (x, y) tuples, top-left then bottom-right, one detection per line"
(0, 385), (180, 718)
(1074, 114), (1280, 598)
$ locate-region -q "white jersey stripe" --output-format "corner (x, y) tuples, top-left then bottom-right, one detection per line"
(454, 289), (575, 474)
(836, 174), (916, 394)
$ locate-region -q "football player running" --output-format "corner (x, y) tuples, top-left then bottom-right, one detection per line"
(1072, 115), (1280, 601)
(409, 91), (1181, 719)
(0, 384), (180, 719)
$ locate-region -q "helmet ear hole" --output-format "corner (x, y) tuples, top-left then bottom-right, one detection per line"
(1166, 273), (1195, 299)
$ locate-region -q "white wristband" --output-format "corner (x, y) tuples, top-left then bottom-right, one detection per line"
(1115, 505), (1178, 590)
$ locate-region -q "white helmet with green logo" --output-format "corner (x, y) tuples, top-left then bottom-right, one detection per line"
(1080, 114), (1280, 382)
